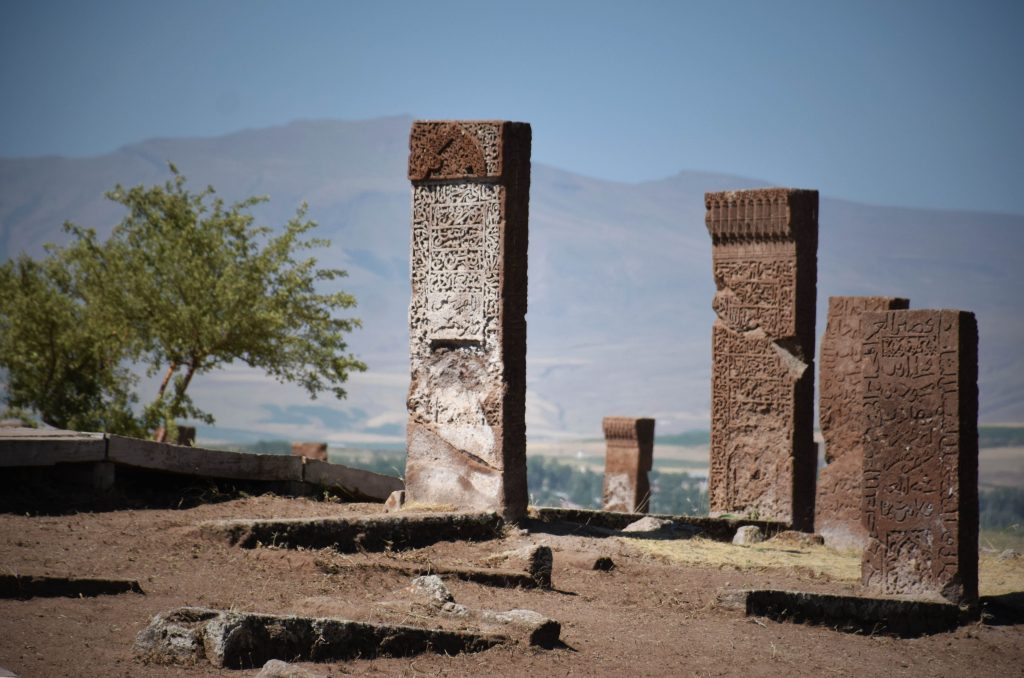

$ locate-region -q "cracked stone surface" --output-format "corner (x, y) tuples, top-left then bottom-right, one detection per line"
(405, 121), (531, 520)
(816, 296), (909, 550)
(705, 188), (818, 529)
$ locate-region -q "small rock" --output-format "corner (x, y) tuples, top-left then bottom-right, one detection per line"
(409, 575), (454, 606)
(593, 556), (615, 571)
(440, 601), (469, 617)
(621, 516), (673, 533)
(732, 525), (764, 545)
(383, 490), (406, 512)
(257, 659), (325, 678)
(999, 549), (1019, 560)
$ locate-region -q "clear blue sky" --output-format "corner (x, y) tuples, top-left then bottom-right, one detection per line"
(2, 0), (1022, 213)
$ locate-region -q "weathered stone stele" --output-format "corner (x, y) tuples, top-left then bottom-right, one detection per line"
(861, 309), (978, 605)
(405, 121), (531, 521)
(705, 188), (818, 530)
(602, 417), (655, 513)
(816, 296), (909, 549)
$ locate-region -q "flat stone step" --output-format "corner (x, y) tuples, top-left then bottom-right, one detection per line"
(134, 606), (506, 669)
(717, 588), (977, 637)
(528, 506), (787, 541)
(0, 574), (143, 599)
(199, 511), (504, 552)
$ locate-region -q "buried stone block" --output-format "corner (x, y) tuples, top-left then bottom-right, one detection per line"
(861, 309), (979, 605)
(408, 575), (561, 647)
(405, 121), (532, 521)
(602, 417), (655, 513)
(705, 188), (818, 530)
(816, 296), (909, 549)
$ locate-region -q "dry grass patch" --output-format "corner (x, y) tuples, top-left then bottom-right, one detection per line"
(622, 536), (861, 582)
(623, 536), (1024, 597)
(980, 553), (1024, 595)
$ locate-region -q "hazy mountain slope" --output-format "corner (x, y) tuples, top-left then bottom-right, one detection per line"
(1, 116), (1021, 443)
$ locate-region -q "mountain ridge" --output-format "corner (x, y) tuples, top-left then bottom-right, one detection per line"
(2, 116), (1021, 443)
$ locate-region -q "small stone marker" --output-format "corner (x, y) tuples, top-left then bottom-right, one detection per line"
(405, 120), (531, 521)
(816, 296), (909, 549)
(602, 417), (655, 513)
(705, 189), (818, 530)
(732, 525), (764, 546)
(861, 309), (978, 605)
(290, 442), (328, 462)
(526, 545), (553, 589)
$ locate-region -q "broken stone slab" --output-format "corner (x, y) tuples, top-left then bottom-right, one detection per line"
(407, 575), (561, 647)
(257, 659), (326, 678)
(477, 608), (561, 648)
(732, 526), (765, 546)
(0, 429), (106, 467)
(0, 574), (143, 599)
(717, 589), (976, 637)
(527, 507), (786, 541)
(108, 435), (304, 483)
(200, 511), (504, 552)
(134, 606), (506, 669)
(302, 459), (404, 503)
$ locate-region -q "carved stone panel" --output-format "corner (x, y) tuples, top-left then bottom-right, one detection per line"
(816, 296), (909, 549)
(406, 121), (531, 520)
(861, 309), (978, 604)
(602, 417), (655, 513)
(705, 188), (818, 530)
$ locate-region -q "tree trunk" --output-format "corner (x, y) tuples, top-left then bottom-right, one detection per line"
(152, 362), (178, 442)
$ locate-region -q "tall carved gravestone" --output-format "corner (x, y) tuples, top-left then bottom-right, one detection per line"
(405, 121), (531, 520)
(861, 309), (978, 604)
(817, 296), (909, 549)
(602, 417), (655, 513)
(705, 189), (818, 530)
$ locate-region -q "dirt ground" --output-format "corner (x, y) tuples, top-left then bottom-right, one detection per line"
(1, 495), (1022, 678)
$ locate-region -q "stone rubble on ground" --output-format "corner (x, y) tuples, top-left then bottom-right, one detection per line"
(621, 516), (673, 533)
(257, 659), (326, 678)
(732, 525), (764, 546)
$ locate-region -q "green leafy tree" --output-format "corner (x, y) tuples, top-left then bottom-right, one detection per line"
(0, 165), (366, 438)
(0, 254), (142, 433)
